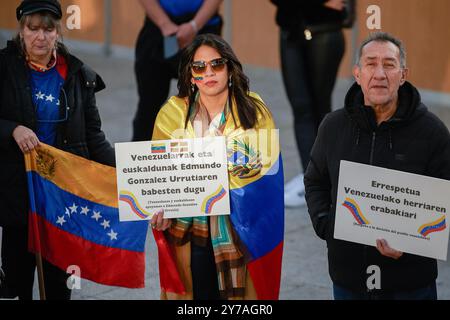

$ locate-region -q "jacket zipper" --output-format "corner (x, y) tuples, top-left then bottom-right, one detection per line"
(369, 131), (376, 165)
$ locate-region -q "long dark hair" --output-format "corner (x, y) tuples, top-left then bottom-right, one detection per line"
(178, 34), (265, 129)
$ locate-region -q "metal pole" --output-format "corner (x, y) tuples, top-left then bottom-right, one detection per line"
(35, 253), (46, 300)
(25, 152), (46, 300)
(104, 0), (112, 56)
(351, 2), (359, 71)
(223, 0), (232, 45)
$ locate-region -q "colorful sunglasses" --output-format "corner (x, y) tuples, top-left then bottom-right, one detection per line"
(191, 58), (228, 74)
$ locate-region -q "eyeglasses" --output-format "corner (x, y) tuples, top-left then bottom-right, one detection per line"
(191, 58), (228, 74)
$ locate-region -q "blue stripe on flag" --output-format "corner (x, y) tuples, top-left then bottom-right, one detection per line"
(229, 155), (284, 260)
(29, 171), (148, 252)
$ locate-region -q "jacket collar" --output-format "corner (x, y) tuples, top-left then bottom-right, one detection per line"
(6, 40), (83, 80)
(344, 81), (427, 131)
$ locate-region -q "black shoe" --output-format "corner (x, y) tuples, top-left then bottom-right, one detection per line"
(0, 267), (17, 299)
(0, 267), (6, 297)
(0, 267), (4, 281)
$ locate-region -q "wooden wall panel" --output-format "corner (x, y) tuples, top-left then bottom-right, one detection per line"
(111, 0), (144, 47)
(59, 0), (105, 42)
(356, 0), (450, 92)
(1, 0), (449, 93)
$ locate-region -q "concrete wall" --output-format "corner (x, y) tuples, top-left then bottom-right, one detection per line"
(1, 0), (450, 94)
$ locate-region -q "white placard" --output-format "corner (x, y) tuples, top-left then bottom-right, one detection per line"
(335, 160), (449, 260)
(115, 137), (230, 220)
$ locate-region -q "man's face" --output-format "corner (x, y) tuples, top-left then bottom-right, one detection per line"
(353, 41), (408, 107)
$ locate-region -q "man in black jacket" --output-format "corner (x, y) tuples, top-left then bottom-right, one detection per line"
(305, 32), (450, 300)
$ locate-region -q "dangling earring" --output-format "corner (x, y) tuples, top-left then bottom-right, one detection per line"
(191, 83), (195, 92)
(228, 77), (232, 88)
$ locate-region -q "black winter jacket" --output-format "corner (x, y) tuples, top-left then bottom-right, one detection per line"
(270, 0), (346, 31)
(0, 41), (115, 227)
(305, 81), (450, 293)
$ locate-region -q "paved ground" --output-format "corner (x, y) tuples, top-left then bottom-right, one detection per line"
(1, 48), (449, 300)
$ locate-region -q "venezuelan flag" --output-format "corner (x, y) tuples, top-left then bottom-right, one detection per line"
(418, 216), (446, 237)
(25, 144), (149, 288)
(119, 190), (151, 220)
(342, 198), (370, 225)
(201, 185), (227, 214)
(152, 93), (284, 300)
(151, 143), (166, 153)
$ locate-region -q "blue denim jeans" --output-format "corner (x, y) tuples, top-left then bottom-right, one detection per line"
(333, 282), (437, 300)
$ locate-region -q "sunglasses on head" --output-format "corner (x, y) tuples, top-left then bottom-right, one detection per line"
(191, 58), (228, 74)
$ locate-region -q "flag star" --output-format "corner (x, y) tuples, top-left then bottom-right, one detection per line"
(46, 94), (55, 102)
(107, 229), (118, 241)
(65, 207), (71, 217)
(92, 211), (102, 221)
(56, 216), (66, 226)
(56, 99), (60, 106)
(69, 203), (78, 213)
(80, 206), (90, 215)
(36, 91), (45, 100)
(100, 219), (110, 229)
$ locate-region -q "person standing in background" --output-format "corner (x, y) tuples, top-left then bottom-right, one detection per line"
(132, 0), (223, 142)
(271, 0), (354, 207)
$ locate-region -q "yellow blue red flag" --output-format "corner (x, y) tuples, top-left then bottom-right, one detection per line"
(25, 144), (148, 288)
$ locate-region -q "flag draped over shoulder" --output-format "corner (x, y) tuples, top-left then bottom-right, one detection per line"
(25, 144), (149, 288)
(152, 93), (284, 300)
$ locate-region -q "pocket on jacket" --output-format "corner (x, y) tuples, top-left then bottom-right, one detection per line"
(392, 140), (429, 174)
(0, 163), (26, 188)
(0, 164), (28, 227)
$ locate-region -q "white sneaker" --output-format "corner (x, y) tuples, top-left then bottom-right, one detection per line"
(284, 174), (306, 208)
(284, 190), (306, 208)
(285, 174), (305, 195)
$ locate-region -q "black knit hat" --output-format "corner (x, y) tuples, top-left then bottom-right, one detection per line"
(16, 0), (62, 21)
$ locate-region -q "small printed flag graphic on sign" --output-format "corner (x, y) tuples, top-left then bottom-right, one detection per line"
(170, 141), (189, 153)
(418, 216), (446, 237)
(151, 143), (166, 153)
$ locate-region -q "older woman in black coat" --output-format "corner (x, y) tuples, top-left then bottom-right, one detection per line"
(0, 0), (114, 300)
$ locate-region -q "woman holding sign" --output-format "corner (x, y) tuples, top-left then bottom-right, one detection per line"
(151, 34), (284, 300)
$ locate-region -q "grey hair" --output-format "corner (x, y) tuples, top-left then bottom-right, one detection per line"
(356, 31), (407, 68)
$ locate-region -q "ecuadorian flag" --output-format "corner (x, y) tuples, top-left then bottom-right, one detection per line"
(152, 93), (284, 299)
(25, 144), (149, 288)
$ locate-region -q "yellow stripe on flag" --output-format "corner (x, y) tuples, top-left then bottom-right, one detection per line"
(25, 144), (118, 208)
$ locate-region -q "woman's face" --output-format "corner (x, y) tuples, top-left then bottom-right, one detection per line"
(21, 14), (58, 62)
(191, 45), (229, 98)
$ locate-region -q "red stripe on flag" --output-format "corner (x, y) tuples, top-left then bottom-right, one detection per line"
(247, 242), (283, 300)
(28, 213), (145, 288)
(152, 229), (186, 295)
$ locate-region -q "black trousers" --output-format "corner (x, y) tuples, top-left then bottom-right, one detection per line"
(280, 28), (345, 171)
(190, 223), (221, 300)
(0, 226), (71, 300)
(132, 16), (222, 142)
